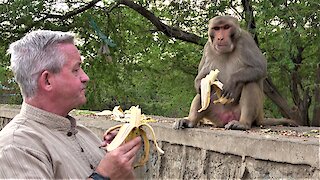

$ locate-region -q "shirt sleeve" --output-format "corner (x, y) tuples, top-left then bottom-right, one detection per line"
(0, 144), (53, 179)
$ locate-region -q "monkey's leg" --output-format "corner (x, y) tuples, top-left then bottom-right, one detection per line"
(173, 94), (205, 129)
(225, 82), (263, 130)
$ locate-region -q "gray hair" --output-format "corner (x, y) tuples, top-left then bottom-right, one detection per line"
(7, 30), (75, 98)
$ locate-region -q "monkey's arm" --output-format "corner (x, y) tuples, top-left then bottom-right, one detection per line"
(232, 34), (267, 84)
(222, 62), (266, 100)
(235, 49), (266, 81)
(222, 34), (267, 99)
(194, 43), (212, 94)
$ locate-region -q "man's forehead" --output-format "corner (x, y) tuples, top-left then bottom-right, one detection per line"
(58, 43), (80, 57)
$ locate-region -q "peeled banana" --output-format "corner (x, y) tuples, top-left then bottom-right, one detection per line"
(198, 69), (234, 112)
(101, 106), (164, 168)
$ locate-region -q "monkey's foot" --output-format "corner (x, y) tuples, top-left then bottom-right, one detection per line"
(173, 119), (195, 129)
(225, 120), (250, 130)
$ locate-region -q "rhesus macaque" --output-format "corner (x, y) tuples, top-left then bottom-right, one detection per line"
(173, 15), (297, 130)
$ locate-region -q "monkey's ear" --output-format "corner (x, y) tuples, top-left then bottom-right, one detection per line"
(233, 27), (241, 39)
(38, 70), (53, 91)
(208, 31), (215, 44)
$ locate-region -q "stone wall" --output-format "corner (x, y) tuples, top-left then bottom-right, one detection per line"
(1, 104), (319, 179)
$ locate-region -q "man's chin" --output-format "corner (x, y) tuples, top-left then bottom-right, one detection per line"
(74, 98), (87, 108)
(80, 98), (87, 106)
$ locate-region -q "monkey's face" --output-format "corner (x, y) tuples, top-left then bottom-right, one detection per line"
(208, 17), (239, 54)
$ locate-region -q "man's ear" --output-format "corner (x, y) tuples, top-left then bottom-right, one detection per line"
(38, 70), (53, 91)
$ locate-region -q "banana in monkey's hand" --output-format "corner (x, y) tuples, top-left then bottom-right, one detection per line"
(101, 106), (164, 168)
(198, 69), (234, 112)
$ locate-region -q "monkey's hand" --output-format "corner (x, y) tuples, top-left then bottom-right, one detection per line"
(198, 69), (220, 112)
(221, 79), (235, 99)
(195, 77), (204, 94)
(221, 81), (243, 101)
(221, 79), (237, 99)
(198, 69), (235, 110)
(173, 118), (195, 129)
(225, 120), (251, 130)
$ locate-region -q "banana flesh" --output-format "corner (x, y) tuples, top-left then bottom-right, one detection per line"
(198, 69), (234, 112)
(101, 106), (164, 168)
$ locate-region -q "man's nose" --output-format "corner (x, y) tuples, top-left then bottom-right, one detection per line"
(80, 69), (90, 82)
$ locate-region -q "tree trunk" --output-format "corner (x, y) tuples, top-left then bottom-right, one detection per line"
(312, 63), (320, 126)
(263, 77), (300, 121)
(241, 0), (259, 44)
(291, 70), (310, 126)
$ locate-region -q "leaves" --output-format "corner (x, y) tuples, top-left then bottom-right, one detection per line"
(0, 0), (319, 122)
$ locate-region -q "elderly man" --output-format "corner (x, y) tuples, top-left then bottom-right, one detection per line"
(0, 30), (141, 179)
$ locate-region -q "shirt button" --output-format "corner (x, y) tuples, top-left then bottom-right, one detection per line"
(67, 132), (72, 136)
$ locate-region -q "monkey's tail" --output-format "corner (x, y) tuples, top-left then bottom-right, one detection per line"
(257, 118), (299, 127)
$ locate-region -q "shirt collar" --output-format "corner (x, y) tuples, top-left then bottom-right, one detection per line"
(20, 102), (78, 135)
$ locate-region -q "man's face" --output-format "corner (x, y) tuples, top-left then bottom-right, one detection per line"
(50, 43), (89, 110)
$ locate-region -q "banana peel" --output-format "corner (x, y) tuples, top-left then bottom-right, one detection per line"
(101, 106), (164, 168)
(198, 69), (234, 112)
(95, 106), (124, 117)
(112, 106), (125, 119)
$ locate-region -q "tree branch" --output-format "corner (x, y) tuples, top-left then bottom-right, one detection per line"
(241, 0), (259, 44)
(263, 77), (298, 119)
(45, 0), (101, 20)
(118, 0), (202, 45)
(20, 0), (101, 34)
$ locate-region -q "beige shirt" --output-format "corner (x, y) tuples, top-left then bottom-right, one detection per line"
(0, 102), (106, 179)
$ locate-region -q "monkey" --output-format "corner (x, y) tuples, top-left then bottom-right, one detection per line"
(173, 15), (297, 130)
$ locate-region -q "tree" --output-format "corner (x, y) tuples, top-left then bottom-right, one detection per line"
(0, 0), (319, 125)
(254, 0), (320, 126)
(116, 0), (320, 125)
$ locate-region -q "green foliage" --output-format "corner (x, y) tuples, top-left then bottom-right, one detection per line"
(254, 0), (320, 118)
(76, 5), (203, 117)
(0, 0), (319, 120)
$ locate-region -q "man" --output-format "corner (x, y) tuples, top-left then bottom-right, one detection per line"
(0, 30), (142, 179)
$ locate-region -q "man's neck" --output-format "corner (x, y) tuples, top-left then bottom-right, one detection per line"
(25, 96), (71, 117)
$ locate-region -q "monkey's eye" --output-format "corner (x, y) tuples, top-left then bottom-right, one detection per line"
(213, 27), (220, 30)
(224, 25), (230, 29)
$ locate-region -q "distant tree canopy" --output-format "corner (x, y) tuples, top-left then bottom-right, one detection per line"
(0, 0), (319, 126)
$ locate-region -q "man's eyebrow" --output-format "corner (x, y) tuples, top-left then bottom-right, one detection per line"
(72, 61), (81, 68)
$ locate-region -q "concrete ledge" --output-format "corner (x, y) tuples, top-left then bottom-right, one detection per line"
(1, 104), (319, 179)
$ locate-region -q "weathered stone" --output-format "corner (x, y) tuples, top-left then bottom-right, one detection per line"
(1, 104), (319, 179)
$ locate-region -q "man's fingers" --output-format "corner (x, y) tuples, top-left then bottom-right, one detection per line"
(104, 130), (118, 142)
(127, 137), (142, 163)
(100, 141), (109, 148)
(100, 130), (119, 148)
(120, 136), (142, 159)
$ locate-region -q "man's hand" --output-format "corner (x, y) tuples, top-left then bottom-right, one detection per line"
(95, 136), (142, 180)
(99, 130), (118, 148)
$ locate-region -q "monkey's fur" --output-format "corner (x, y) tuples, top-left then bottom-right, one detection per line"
(173, 16), (297, 130)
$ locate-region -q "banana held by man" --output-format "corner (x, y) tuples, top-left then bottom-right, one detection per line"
(101, 106), (164, 168)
